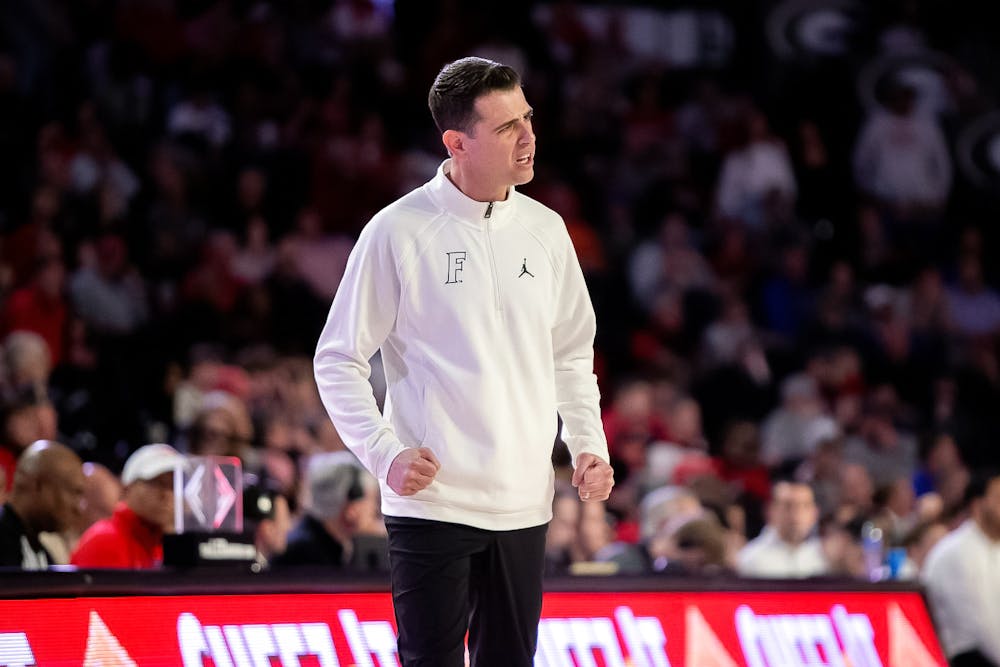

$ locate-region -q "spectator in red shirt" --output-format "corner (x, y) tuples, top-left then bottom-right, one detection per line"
(71, 443), (184, 569)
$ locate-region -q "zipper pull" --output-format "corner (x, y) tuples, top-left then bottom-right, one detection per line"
(484, 202), (494, 219)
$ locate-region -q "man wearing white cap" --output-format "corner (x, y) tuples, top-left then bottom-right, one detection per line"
(71, 444), (185, 568)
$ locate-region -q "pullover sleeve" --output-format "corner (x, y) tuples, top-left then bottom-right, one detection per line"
(551, 226), (609, 467)
(313, 219), (407, 479)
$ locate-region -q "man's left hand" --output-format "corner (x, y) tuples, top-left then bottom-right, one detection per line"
(571, 453), (614, 502)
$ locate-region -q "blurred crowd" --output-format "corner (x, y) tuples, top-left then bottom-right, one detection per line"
(1, 0), (1000, 588)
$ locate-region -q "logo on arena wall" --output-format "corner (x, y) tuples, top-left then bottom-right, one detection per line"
(536, 606), (671, 666)
(84, 611), (136, 667)
(956, 111), (1000, 191)
(736, 604), (882, 667)
(179, 612), (342, 667)
(766, 0), (864, 59)
(0, 632), (35, 667)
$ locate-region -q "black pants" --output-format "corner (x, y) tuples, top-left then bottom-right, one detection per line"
(385, 516), (547, 667)
(952, 650), (998, 667)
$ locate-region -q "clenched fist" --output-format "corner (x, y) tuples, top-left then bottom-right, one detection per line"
(387, 447), (441, 496)
(572, 453), (614, 502)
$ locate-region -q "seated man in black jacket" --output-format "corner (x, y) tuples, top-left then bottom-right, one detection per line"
(275, 451), (386, 569)
(0, 440), (84, 569)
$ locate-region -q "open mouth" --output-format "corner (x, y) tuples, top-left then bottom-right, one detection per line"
(516, 153), (534, 165)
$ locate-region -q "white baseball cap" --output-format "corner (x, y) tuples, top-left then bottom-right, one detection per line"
(121, 443), (185, 486)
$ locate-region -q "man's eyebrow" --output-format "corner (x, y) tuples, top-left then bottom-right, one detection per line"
(493, 108), (533, 133)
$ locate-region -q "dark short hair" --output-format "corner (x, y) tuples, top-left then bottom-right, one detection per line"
(771, 478), (817, 502)
(428, 57), (520, 134)
(963, 468), (1000, 508)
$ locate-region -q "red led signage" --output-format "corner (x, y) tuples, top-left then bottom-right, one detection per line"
(0, 589), (945, 666)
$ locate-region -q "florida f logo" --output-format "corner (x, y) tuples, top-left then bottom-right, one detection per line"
(445, 251), (467, 284)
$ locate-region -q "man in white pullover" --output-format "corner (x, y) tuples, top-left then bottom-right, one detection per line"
(313, 56), (613, 666)
(923, 469), (1000, 667)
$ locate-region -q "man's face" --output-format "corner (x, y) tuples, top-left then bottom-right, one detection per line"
(43, 456), (85, 533)
(127, 472), (176, 532)
(771, 482), (818, 545)
(81, 465), (122, 530)
(459, 87), (535, 200)
(195, 409), (242, 457)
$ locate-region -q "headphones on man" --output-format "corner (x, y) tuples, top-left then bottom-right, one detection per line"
(346, 464), (364, 502)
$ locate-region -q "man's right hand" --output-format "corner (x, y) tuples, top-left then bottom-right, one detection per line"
(386, 447), (441, 496)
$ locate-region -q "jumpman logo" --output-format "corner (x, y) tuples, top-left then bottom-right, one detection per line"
(519, 258), (534, 278)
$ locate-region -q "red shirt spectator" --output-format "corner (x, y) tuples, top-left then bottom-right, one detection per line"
(70, 444), (184, 569)
(71, 502), (163, 568)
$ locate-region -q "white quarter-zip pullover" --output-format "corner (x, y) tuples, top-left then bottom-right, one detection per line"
(923, 519), (1000, 663)
(314, 160), (608, 530)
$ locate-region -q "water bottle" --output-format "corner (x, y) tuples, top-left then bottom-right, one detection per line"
(860, 521), (884, 582)
(885, 546), (907, 580)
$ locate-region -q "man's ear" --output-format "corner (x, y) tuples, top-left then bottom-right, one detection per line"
(442, 129), (466, 157)
(344, 500), (361, 524)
